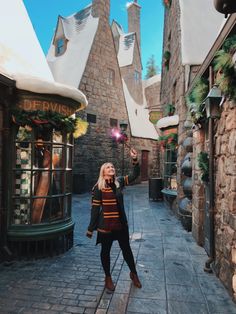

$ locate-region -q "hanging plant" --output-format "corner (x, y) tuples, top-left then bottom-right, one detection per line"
(158, 133), (178, 150)
(186, 77), (209, 127)
(11, 109), (88, 139)
(163, 50), (171, 70)
(213, 35), (236, 101)
(197, 151), (209, 182)
(163, 0), (172, 9)
(164, 103), (175, 116)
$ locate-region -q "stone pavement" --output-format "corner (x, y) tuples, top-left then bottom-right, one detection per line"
(0, 182), (236, 314)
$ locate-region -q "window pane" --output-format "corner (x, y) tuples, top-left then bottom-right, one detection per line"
(12, 198), (30, 225)
(66, 146), (72, 168)
(53, 171), (64, 195)
(87, 113), (96, 123)
(66, 171), (72, 193)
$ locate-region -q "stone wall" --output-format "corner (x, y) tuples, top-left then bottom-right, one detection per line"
(75, 9), (130, 191)
(144, 81), (161, 110)
(214, 100), (236, 298)
(192, 128), (206, 245)
(160, 1), (190, 205)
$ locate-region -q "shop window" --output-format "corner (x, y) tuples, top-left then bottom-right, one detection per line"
(12, 126), (73, 225)
(87, 113), (96, 123)
(163, 147), (177, 190)
(107, 68), (115, 86)
(55, 37), (66, 56)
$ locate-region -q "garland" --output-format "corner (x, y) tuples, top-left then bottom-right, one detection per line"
(214, 35), (236, 101)
(197, 151), (209, 182)
(186, 77), (209, 126)
(158, 133), (178, 150)
(12, 109), (88, 139)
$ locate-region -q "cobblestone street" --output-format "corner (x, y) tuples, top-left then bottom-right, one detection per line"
(0, 182), (236, 314)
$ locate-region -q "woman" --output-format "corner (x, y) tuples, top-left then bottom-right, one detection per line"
(86, 148), (142, 292)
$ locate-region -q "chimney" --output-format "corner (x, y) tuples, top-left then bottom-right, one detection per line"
(92, 0), (110, 22)
(127, 0), (141, 52)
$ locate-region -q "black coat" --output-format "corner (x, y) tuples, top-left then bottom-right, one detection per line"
(87, 162), (140, 232)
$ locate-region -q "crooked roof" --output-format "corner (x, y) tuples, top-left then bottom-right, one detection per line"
(112, 20), (138, 67)
(122, 80), (158, 140)
(47, 4), (99, 88)
(0, 0), (87, 109)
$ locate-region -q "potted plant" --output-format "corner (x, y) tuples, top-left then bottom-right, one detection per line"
(164, 103), (175, 116)
(163, 50), (171, 70)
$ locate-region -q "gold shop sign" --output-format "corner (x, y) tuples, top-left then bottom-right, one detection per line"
(18, 99), (75, 116)
(149, 111), (162, 124)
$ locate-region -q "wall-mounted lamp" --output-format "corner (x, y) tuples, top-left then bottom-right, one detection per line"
(214, 0), (236, 16)
(119, 120), (128, 133)
(204, 85), (222, 119)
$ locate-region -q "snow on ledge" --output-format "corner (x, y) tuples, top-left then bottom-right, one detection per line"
(156, 115), (179, 129)
(14, 74), (88, 110)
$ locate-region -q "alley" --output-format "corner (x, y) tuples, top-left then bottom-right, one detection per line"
(0, 182), (236, 314)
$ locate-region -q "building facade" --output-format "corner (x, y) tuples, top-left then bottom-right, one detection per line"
(160, 0), (236, 300)
(47, 0), (159, 192)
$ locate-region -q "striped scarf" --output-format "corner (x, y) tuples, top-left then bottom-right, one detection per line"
(102, 187), (122, 231)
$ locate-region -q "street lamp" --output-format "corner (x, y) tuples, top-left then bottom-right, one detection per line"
(119, 120), (128, 175)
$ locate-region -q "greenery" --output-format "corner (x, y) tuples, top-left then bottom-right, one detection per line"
(197, 151), (209, 182)
(214, 35), (236, 101)
(12, 109), (88, 139)
(163, 50), (171, 70)
(158, 133), (178, 150)
(164, 103), (175, 116)
(186, 77), (209, 126)
(145, 55), (159, 79)
(163, 0), (172, 8)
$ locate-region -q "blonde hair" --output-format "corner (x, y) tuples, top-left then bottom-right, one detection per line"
(96, 162), (120, 190)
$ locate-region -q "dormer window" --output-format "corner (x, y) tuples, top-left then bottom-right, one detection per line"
(55, 37), (66, 56)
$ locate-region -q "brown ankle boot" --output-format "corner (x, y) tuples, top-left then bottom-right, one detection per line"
(130, 272), (142, 288)
(105, 276), (115, 291)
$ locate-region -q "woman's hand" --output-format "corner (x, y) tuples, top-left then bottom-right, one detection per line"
(130, 148), (138, 160)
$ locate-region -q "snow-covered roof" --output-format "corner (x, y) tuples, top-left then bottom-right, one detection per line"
(47, 5), (99, 88)
(143, 74), (161, 88)
(122, 80), (158, 140)
(0, 0), (87, 109)
(156, 115), (179, 129)
(179, 0), (226, 65)
(118, 33), (136, 67)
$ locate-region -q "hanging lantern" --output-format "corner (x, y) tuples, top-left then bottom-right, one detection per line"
(204, 85), (222, 119)
(214, 0), (236, 15)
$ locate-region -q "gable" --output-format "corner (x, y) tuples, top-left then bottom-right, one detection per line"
(47, 5), (99, 88)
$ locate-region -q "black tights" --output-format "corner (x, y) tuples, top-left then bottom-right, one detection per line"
(100, 229), (137, 276)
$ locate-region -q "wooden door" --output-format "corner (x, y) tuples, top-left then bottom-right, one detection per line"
(141, 150), (149, 181)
